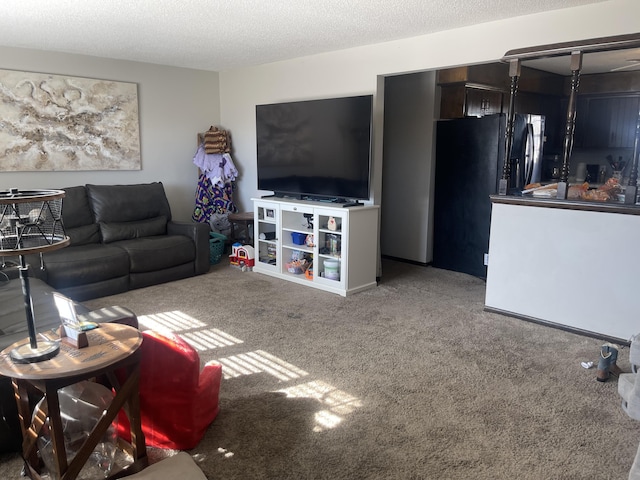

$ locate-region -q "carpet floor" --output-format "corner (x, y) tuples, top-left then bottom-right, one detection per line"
(1, 258), (639, 479)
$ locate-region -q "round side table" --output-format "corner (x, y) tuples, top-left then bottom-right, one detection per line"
(0, 323), (147, 480)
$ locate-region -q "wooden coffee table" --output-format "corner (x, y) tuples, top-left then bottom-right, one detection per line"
(0, 323), (147, 480)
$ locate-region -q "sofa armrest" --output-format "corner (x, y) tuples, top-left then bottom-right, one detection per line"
(168, 221), (210, 275)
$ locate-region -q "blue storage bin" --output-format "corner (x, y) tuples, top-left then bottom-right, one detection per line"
(291, 232), (307, 245)
(209, 232), (227, 264)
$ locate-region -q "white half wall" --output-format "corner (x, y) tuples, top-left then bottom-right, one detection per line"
(0, 47), (220, 221)
(485, 202), (640, 341)
(219, 0), (640, 214)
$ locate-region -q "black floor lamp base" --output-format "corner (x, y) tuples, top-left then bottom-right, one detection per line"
(10, 341), (60, 364)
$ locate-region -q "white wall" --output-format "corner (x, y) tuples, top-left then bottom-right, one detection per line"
(381, 71), (437, 263)
(219, 0), (640, 214)
(0, 47), (220, 221)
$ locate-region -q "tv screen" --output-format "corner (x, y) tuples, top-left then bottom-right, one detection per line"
(256, 95), (372, 201)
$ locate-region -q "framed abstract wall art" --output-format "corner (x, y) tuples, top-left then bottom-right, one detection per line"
(0, 69), (141, 171)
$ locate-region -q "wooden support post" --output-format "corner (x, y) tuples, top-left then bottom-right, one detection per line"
(557, 51), (582, 200)
(499, 59), (521, 196)
(625, 101), (640, 204)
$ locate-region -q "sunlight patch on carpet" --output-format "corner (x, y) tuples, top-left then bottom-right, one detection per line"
(278, 380), (362, 432)
(138, 311), (244, 350)
(82, 305), (137, 322)
(181, 329), (244, 351)
(217, 350), (308, 381)
(138, 310), (208, 331)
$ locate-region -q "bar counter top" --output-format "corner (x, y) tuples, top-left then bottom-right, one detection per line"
(490, 194), (640, 215)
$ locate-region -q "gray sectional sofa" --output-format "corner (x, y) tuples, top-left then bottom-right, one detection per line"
(28, 182), (210, 301)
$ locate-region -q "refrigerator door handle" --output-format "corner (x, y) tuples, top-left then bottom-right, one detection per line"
(524, 123), (535, 186)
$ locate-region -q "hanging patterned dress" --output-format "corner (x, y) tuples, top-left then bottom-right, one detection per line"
(192, 143), (238, 233)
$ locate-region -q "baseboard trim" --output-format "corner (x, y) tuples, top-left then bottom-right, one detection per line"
(484, 306), (631, 347)
(381, 255), (430, 267)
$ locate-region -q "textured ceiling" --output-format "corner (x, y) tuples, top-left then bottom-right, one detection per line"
(0, 0), (605, 72)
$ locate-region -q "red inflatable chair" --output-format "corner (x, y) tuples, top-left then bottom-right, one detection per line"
(118, 330), (222, 450)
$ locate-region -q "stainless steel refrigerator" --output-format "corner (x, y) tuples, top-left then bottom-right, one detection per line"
(432, 113), (545, 278)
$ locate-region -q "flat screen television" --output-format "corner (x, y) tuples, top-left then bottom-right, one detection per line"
(256, 94), (373, 202)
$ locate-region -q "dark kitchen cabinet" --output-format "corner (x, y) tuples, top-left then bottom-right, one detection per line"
(437, 64), (512, 119)
(576, 95), (640, 148)
(440, 85), (503, 119)
(465, 87), (503, 117)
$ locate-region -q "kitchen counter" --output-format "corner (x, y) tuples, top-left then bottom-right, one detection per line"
(485, 194), (640, 343)
(490, 194), (640, 215)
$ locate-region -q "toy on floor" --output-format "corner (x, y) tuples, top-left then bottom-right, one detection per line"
(229, 243), (255, 271)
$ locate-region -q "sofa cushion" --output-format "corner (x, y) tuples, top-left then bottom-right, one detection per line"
(61, 186), (100, 245)
(66, 224), (101, 246)
(129, 265), (194, 291)
(87, 183), (172, 223)
(114, 235), (195, 273)
(61, 186), (95, 228)
(42, 244), (130, 288)
(100, 216), (168, 243)
(57, 276), (130, 303)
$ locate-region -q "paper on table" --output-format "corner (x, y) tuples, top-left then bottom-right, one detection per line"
(532, 189), (557, 198)
(522, 183), (558, 194)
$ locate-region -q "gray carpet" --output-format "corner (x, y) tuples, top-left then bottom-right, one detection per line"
(1, 258), (639, 479)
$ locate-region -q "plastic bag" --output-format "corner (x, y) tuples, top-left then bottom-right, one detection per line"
(35, 380), (118, 479)
(209, 212), (232, 237)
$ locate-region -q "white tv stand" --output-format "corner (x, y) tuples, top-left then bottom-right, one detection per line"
(252, 197), (379, 296)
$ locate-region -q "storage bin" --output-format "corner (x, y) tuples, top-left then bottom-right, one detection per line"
(291, 232), (307, 245)
(209, 232), (227, 264)
(286, 261), (308, 275)
(323, 259), (340, 280)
